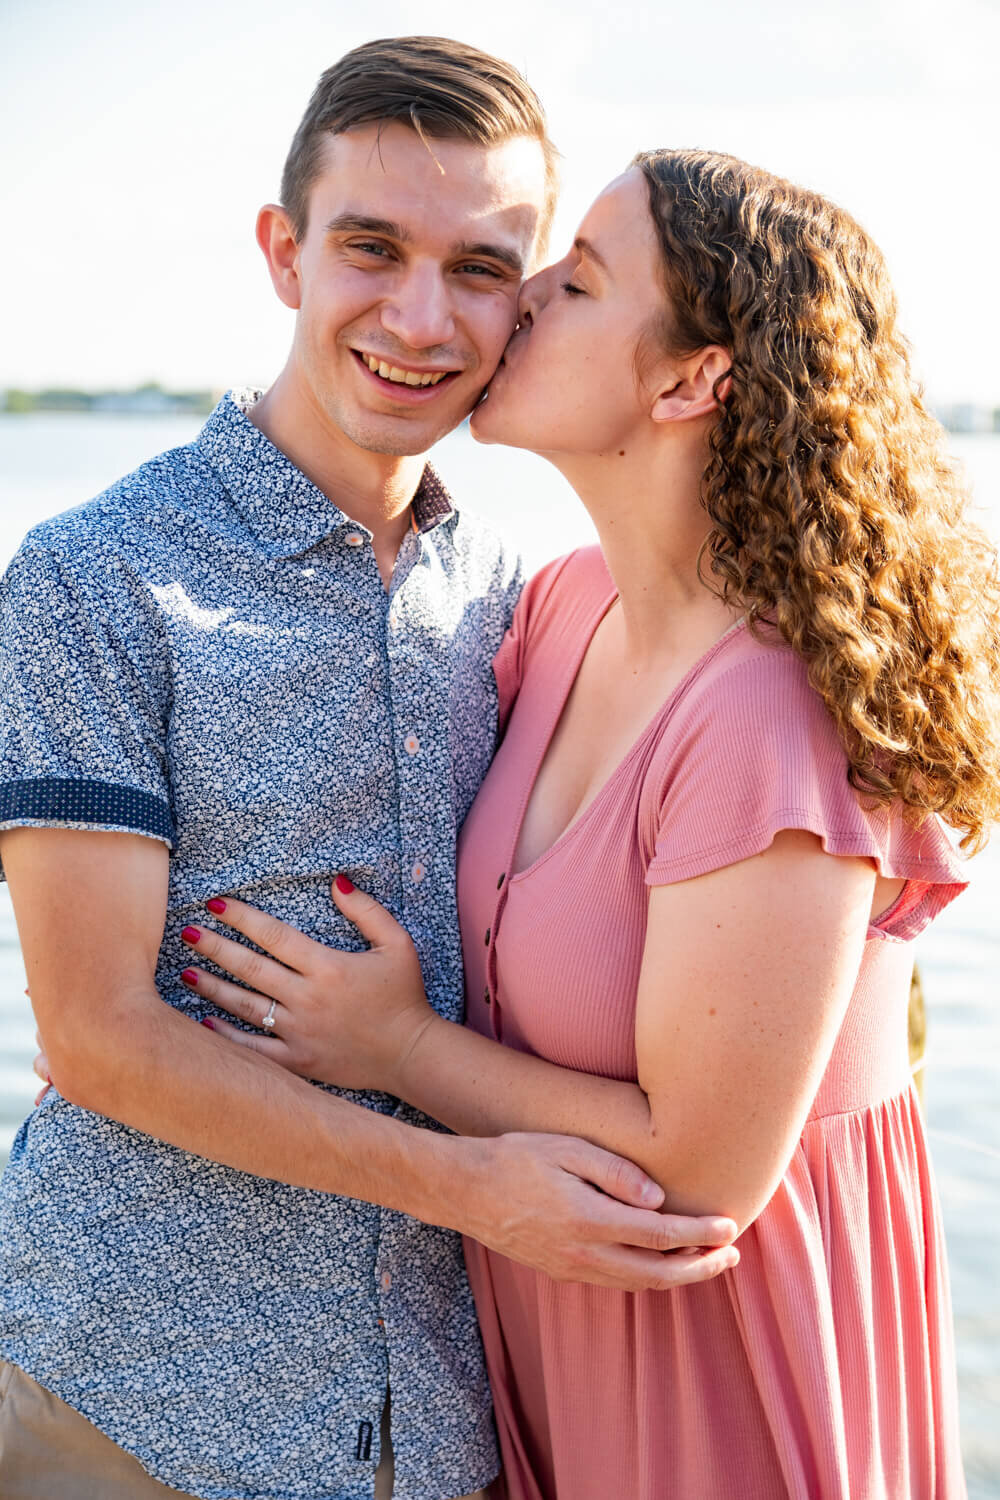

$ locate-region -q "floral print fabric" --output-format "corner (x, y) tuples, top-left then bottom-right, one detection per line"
(0, 391), (521, 1500)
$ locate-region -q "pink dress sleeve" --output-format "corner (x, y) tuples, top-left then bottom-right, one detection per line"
(644, 637), (968, 941)
(493, 552), (578, 735)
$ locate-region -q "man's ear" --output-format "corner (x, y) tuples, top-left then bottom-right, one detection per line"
(651, 346), (732, 423)
(256, 204), (302, 312)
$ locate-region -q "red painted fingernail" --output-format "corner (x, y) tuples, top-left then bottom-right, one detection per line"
(335, 874), (355, 894)
(181, 926), (201, 944)
(200, 1018), (216, 1031)
(206, 898), (227, 914)
(180, 969), (199, 988)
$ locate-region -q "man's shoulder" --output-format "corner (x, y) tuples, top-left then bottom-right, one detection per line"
(19, 441), (214, 572)
(440, 501), (522, 595)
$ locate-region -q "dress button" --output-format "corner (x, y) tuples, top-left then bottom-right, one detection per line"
(381, 1272), (392, 1292)
(483, 986), (490, 1004)
(345, 531), (365, 547)
(484, 928), (491, 946)
(411, 860), (426, 884)
(404, 733), (420, 756)
(497, 872), (506, 889)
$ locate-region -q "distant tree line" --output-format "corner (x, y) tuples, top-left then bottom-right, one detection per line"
(2, 383), (216, 416)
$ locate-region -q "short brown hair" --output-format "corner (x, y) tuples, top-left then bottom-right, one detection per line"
(281, 35), (558, 252)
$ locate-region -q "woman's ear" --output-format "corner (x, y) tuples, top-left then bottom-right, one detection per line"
(651, 346), (731, 423)
(256, 203), (303, 312)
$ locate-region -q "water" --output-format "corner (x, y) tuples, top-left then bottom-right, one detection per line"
(0, 414), (998, 1496)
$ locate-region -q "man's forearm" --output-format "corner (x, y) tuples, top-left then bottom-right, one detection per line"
(49, 990), (475, 1229)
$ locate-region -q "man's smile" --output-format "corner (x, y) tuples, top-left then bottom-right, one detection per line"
(350, 347), (463, 398)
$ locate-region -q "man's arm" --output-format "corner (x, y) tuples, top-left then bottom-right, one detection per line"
(6, 825), (738, 1289)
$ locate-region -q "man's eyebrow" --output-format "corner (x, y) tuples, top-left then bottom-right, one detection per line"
(453, 240), (525, 276)
(324, 214), (410, 240)
(574, 236), (611, 274)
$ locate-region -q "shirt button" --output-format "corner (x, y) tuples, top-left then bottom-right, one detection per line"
(381, 1272), (392, 1292)
(497, 872), (506, 889)
(345, 531), (365, 547)
(483, 986), (490, 1004)
(411, 860), (427, 884)
(484, 928), (491, 946)
(404, 733), (420, 756)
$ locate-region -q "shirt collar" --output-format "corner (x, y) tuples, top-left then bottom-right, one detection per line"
(194, 388), (456, 558)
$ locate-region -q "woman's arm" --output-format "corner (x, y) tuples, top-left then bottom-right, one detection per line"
(393, 829), (873, 1230)
(9, 827), (739, 1288)
(188, 830), (874, 1233)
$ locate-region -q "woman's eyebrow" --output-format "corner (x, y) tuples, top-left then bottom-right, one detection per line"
(574, 236), (610, 274)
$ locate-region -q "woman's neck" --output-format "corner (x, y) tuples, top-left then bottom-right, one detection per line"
(551, 441), (739, 670)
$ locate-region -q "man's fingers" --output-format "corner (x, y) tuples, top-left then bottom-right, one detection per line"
(558, 1137), (664, 1209)
(552, 1140), (737, 1249)
(587, 1242), (740, 1292)
(590, 1195), (738, 1254)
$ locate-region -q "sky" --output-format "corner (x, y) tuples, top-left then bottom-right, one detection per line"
(2, 0), (997, 405)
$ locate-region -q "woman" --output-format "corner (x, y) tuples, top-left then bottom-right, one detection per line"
(170, 151), (1000, 1496)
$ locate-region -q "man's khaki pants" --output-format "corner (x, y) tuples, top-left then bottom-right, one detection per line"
(0, 1361), (492, 1499)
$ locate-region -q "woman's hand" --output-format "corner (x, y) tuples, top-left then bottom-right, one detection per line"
(179, 877), (436, 1093)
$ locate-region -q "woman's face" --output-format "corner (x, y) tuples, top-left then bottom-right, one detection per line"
(470, 168), (670, 456)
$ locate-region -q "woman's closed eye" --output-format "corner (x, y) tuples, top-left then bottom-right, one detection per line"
(561, 281), (586, 296)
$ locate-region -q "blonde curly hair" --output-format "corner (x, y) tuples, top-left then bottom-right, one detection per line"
(634, 148), (1000, 852)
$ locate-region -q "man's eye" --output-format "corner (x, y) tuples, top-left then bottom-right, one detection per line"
(457, 264), (502, 278)
(352, 242), (392, 258)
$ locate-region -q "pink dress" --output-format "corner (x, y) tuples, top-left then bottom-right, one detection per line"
(458, 548), (968, 1500)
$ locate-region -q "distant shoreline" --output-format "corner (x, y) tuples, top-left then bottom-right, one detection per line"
(1, 386), (216, 418)
(3, 390), (997, 435)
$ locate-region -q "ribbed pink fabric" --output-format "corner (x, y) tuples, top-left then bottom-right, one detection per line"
(458, 547), (968, 1500)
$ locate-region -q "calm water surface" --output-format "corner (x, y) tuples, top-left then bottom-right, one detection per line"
(0, 415), (998, 1496)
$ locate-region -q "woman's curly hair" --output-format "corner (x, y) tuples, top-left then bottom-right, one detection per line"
(634, 148), (1000, 852)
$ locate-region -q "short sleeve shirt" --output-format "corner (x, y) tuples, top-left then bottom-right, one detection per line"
(0, 391), (522, 1500)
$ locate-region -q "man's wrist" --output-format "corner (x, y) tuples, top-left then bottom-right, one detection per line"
(397, 1128), (494, 1236)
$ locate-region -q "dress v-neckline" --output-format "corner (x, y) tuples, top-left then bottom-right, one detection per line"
(507, 591), (746, 884)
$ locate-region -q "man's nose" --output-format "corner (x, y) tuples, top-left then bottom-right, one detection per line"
(379, 263), (456, 351)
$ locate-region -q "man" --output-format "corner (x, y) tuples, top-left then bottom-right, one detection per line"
(0, 37), (736, 1500)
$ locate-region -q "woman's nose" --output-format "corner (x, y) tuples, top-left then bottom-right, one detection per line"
(516, 268), (549, 327)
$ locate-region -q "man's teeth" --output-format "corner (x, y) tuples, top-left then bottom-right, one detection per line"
(363, 354), (448, 386)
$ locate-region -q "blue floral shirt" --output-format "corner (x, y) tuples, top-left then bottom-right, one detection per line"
(0, 392), (522, 1500)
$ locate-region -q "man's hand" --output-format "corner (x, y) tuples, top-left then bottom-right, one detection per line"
(454, 1133), (739, 1291)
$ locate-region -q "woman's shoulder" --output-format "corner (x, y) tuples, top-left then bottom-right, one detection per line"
(642, 620), (967, 933)
(515, 545), (614, 641)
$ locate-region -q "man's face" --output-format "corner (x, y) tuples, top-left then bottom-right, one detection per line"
(287, 122), (548, 456)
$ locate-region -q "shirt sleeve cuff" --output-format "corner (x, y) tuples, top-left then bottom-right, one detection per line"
(0, 777), (175, 859)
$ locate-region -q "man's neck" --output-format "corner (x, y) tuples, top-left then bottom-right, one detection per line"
(249, 370), (428, 585)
